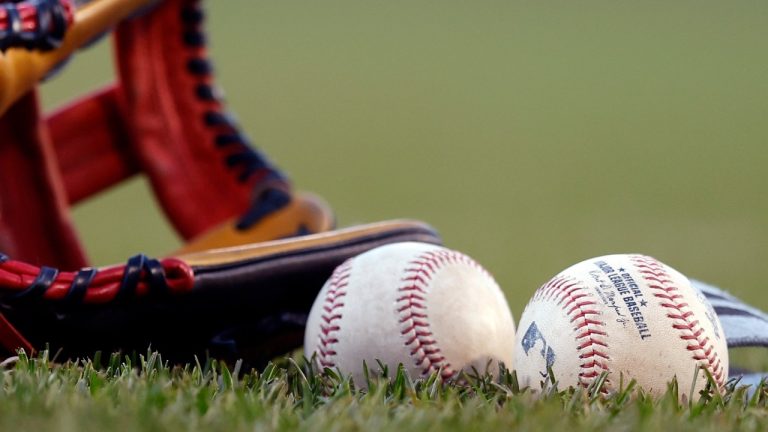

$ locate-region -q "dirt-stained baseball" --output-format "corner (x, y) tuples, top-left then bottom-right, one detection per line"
(304, 242), (516, 385)
(513, 254), (728, 397)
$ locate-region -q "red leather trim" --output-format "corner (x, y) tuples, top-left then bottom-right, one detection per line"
(0, 92), (87, 269)
(47, 85), (139, 204)
(114, 0), (258, 240)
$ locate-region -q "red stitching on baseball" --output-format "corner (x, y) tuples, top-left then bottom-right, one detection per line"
(537, 276), (609, 388)
(315, 260), (353, 369)
(397, 249), (493, 379)
(630, 255), (726, 388)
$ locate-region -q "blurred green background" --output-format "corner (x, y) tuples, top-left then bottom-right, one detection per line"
(42, 0), (768, 321)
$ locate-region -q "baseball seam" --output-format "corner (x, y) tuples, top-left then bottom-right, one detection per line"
(315, 259), (353, 369)
(630, 255), (725, 389)
(535, 275), (609, 388)
(397, 250), (491, 379)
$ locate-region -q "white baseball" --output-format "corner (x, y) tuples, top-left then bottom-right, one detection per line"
(304, 242), (516, 385)
(513, 254), (728, 397)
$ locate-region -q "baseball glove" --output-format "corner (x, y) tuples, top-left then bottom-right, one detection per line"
(0, 0), (437, 367)
(3, 0), (334, 270)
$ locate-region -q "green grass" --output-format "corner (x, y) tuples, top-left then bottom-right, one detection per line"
(2, 350), (767, 432)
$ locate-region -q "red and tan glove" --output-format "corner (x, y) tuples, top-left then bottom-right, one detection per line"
(0, 2), (441, 367)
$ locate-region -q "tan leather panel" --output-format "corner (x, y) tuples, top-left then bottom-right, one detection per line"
(174, 192), (335, 255)
(176, 219), (435, 266)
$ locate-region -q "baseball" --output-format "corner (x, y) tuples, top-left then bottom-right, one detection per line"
(304, 242), (516, 385)
(513, 254), (728, 397)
